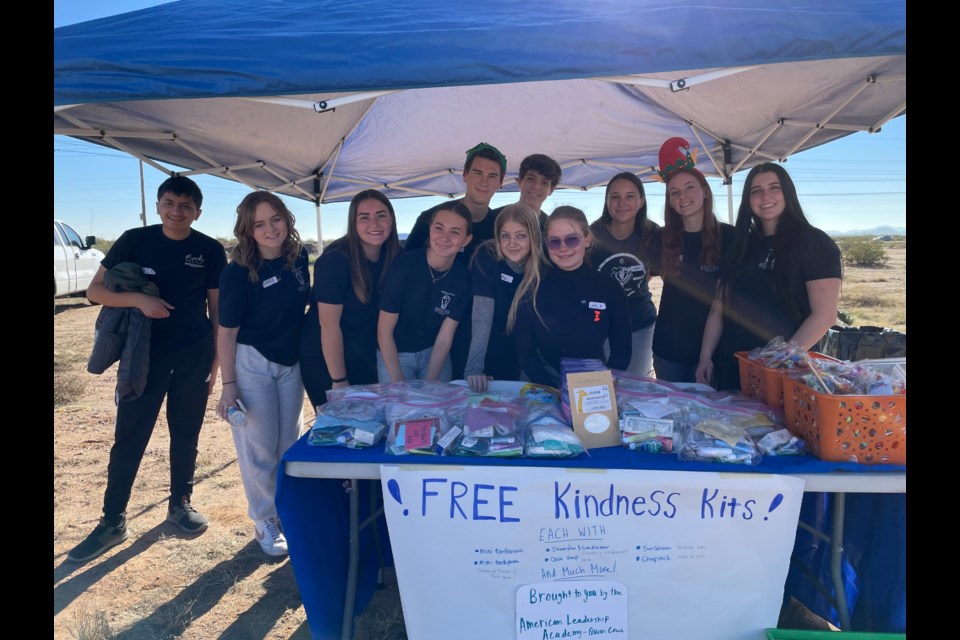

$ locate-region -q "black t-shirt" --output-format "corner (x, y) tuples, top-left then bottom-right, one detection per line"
(514, 263), (632, 387)
(299, 245), (386, 361)
(380, 249), (471, 353)
(589, 219), (659, 331)
(652, 223), (735, 364)
(715, 226), (842, 388)
(219, 249), (310, 366)
(101, 225), (226, 353)
(403, 201), (495, 267)
(470, 245), (522, 380)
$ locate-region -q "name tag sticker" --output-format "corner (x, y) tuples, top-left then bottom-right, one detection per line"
(500, 273), (515, 284)
(142, 267), (156, 275)
(588, 301), (607, 310)
(262, 276), (280, 288)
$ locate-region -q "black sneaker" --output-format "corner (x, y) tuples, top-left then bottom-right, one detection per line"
(67, 515), (129, 562)
(166, 496), (209, 533)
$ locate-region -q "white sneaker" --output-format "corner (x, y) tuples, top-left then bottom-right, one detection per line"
(254, 517), (288, 557)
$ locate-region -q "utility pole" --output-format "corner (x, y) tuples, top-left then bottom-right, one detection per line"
(139, 160), (147, 226)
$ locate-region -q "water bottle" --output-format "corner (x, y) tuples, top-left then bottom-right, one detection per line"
(227, 399), (247, 428)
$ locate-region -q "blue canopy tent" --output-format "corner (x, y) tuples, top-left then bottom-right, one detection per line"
(55, 0), (905, 237)
(54, 0), (906, 636)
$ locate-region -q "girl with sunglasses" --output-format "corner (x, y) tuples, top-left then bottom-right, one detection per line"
(514, 206), (631, 388)
(589, 172), (660, 376)
(464, 203), (546, 392)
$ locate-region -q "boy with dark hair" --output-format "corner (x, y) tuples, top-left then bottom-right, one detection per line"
(403, 142), (507, 254)
(403, 142), (507, 380)
(68, 176), (227, 563)
(494, 153), (562, 231)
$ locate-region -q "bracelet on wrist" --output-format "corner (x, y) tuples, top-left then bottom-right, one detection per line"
(331, 376), (348, 384)
(222, 380), (237, 385)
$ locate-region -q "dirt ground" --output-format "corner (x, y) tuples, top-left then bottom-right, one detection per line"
(55, 246), (897, 638)
(53, 298), (403, 640)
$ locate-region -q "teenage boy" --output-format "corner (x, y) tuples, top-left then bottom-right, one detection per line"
(493, 153), (562, 231)
(68, 176), (227, 563)
(403, 141), (507, 255)
(403, 143), (507, 380)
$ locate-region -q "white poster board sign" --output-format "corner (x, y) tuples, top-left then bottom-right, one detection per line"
(381, 465), (804, 640)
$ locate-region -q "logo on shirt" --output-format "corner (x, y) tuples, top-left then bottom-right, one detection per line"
(758, 249), (776, 271)
(598, 254), (646, 297)
(500, 273), (514, 284)
(435, 291), (455, 316)
(184, 254), (206, 269)
(294, 266), (308, 292)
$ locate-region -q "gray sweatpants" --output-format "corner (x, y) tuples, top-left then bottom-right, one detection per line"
(231, 344), (304, 522)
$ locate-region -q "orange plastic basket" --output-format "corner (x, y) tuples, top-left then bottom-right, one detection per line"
(781, 375), (906, 465)
(735, 351), (839, 409)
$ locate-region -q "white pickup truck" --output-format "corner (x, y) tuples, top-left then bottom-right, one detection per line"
(54, 220), (105, 298)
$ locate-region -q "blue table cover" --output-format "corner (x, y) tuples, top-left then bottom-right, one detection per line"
(277, 434), (906, 638)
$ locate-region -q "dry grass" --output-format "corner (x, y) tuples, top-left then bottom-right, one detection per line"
(837, 242), (906, 332)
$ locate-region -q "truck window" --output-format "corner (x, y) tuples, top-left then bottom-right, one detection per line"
(61, 222), (85, 249)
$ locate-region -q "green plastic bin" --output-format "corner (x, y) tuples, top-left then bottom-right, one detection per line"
(767, 630), (905, 640)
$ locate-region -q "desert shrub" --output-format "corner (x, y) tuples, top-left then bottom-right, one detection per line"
(94, 238), (115, 255)
(54, 360), (86, 407)
(837, 309), (855, 325)
(68, 609), (115, 640)
(840, 239), (888, 266)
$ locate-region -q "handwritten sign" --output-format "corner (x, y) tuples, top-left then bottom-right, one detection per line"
(518, 581), (628, 639)
(381, 465), (804, 640)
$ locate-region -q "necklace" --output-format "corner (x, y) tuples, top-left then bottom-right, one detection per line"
(427, 261), (449, 284)
(263, 256), (283, 282)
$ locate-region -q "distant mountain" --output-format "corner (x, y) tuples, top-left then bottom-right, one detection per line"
(826, 226), (906, 237)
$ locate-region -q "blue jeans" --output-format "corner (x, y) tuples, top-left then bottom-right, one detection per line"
(376, 347), (452, 383)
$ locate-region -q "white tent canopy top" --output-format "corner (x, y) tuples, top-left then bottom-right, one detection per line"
(54, 0), (906, 225)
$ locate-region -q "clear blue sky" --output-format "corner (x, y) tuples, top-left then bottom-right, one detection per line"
(54, 1), (906, 242)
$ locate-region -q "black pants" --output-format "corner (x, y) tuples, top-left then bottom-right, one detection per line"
(300, 346), (379, 415)
(102, 336), (214, 516)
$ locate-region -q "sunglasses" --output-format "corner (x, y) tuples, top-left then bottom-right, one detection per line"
(546, 234), (583, 251)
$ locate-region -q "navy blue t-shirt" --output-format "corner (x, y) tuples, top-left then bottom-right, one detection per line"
(470, 244), (522, 380)
(380, 249), (470, 353)
(219, 248), (310, 366)
(101, 224), (226, 353)
(299, 245), (385, 361)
